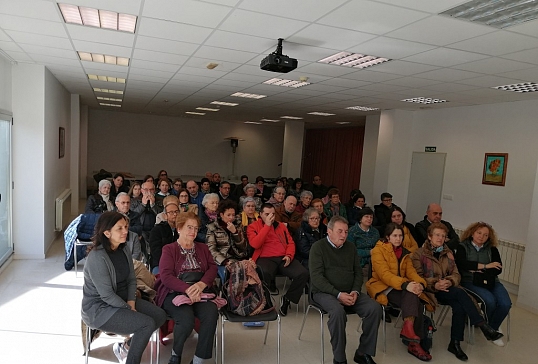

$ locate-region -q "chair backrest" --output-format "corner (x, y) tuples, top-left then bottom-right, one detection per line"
(77, 213), (101, 241)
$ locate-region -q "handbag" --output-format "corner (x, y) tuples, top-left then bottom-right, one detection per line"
(178, 271), (215, 294)
(473, 271), (495, 290)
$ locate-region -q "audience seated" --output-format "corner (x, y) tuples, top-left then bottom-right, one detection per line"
(143, 175), (154, 186)
(177, 188), (199, 216)
(197, 193), (219, 243)
(238, 183), (262, 212)
(240, 197), (259, 257)
(170, 178), (183, 196)
(247, 203), (309, 317)
(349, 207), (380, 275)
(415, 203), (460, 251)
(86, 179), (115, 214)
(255, 176), (272, 202)
(288, 178), (304, 200)
(324, 188), (347, 220)
(115, 192), (142, 236)
(110, 173), (129, 199)
(307, 175), (328, 199)
(156, 170), (172, 185)
(347, 193), (367, 226)
(456, 222), (511, 347)
(295, 190), (313, 214)
(217, 181), (231, 201)
(200, 177), (211, 194)
(155, 178), (171, 206)
(186, 180), (205, 210)
(128, 182), (143, 212)
(210, 172), (221, 193)
(156, 195), (180, 224)
(374, 192), (399, 231)
(294, 207), (327, 270)
(311, 198), (328, 225)
(275, 195), (303, 237)
(149, 198), (179, 274)
(389, 206), (419, 253)
(267, 186), (286, 209)
(231, 175), (249, 202)
(134, 182), (162, 243)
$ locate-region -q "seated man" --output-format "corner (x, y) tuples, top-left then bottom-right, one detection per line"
(373, 192), (399, 231)
(210, 172), (221, 193)
(217, 181), (231, 201)
(415, 203), (459, 251)
(275, 195), (303, 237)
(310, 216), (382, 364)
(231, 175), (249, 202)
(247, 203), (309, 316)
(308, 175), (329, 199)
(186, 179), (204, 210)
(115, 192), (142, 236)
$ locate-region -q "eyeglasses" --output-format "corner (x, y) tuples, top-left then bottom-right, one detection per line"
(166, 210), (179, 215)
(179, 194), (189, 198)
(382, 198), (393, 202)
(174, 183), (181, 186)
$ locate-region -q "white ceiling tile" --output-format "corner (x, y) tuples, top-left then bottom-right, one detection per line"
(204, 31), (276, 54)
(0, 14), (67, 37)
(212, 78), (256, 88)
(348, 36), (436, 59)
(289, 24), (376, 50)
(6, 30), (73, 49)
(84, 67), (127, 78)
(80, 61), (128, 74)
(143, 0), (232, 27)
(319, 78), (370, 88)
(129, 67), (175, 79)
(176, 66), (228, 79)
(0, 40), (23, 52)
(201, 0), (241, 6)
(341, 70), (403, 82)
(368, 60), (439, 76)
(449, 31), (538, 56)
(18, 44), (77, 59)
(416, 68), (483, 82)
(130, 58), (179, 72)
(183, 57), (241, 72)
(358, 83), (408, 93)
(318, 1), (429, 35)
(66, 24), (135, 47)
(132, 49), (188, 65)
(238, 0), (347, 22)
(421, 82), (478, 93)
(501, 48), (538, 65)
(456, 75), (528, 88)
(138, 17), (212, 44)
(29, 54), (81, 67)
(193, 45), (258, 64)
(46, 64), (85, 74)
(0, 29), (10, 41)
(128, 73), (170, 83)
(0, 0), (61, 22)
(301, 84), (347, 93)
(453, 57), (535, 75)
(5, 50), (34, 62)
(496, 67), (538, 82)
(72, 40), (132, 57)
(134, 36), (199, 56)
(385, 76), (440, 88)
(297, 63), (357, 78)
(402, 48), (489, 67)
(505, 18), (538, 38)
(374, 0), (468, 13)
(221, 73), (268, 84)
(387, 16), (493, 46)
(219, 9), (308, 40)
(64, 0), (142, 14)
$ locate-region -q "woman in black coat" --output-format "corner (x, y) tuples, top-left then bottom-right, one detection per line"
(294, 207), (327, 269)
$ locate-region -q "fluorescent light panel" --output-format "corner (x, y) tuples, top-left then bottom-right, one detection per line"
(336, 122), (351, 124)
(263, 78), (310, 88)
(280, 116), (303, 120)
(58, 3), (137, 33)
(244, 121), (262, 124)
(493, 82), (538, 93)
(346, 106), (379, 111)
(88, 74), (126, 83)
(99, 102), (121, 107)
(93, 88), (124, 94)
(440, 0), (538, 29)
(319, 51), (390, 69)
(308, 112), (335, 116)
(196, 107), (220, 112)
(260, 119), (280, 122)
(185, 112), (205, 115)
(97, 96), (122, 102)
(210, 101), (238, 106)
(78, 51), (129, 66)
(230, 92), (266, 99)
(401, 97), (448, 104)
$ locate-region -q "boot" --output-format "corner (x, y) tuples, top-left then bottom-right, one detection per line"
(447, 340), (468, 361)
(400, 320), (420, 342)
(479, 323), (504, 341)
(408, 342), (432, 361)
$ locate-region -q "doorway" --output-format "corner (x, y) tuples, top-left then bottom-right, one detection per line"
(0, 115), (12, 267)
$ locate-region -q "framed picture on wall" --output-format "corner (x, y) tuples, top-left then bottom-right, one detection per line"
(59, 127), (65, 159)
(482, 153), (508, 186)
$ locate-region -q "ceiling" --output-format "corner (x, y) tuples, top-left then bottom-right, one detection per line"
(2, 0), (538, 127)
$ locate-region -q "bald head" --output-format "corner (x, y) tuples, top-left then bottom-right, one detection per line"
(284, 195), (297, 213)
(426, 203), (443, 223)
(186, 180), (198, 196)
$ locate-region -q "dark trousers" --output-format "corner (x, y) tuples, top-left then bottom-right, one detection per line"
(435, 286), (484, 341)
(163, 294), (218, 359)
(313, 292), (382, 362)
(98, 299), (167, 364)
(387, 289), (424, 337)
(256, 256), (309, 303)
(461, 281), (511, 330)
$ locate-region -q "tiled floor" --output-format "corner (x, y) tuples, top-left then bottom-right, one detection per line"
(0, 234), (535, 364)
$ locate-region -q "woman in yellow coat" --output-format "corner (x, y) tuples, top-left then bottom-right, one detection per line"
(367, 223), (431, 361)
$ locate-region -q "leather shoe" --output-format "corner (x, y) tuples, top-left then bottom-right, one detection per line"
(400, 320), (420, 342)
(333, 360), (347, 364)
(448, 340), (468, 361)
(279, 295), (290, 316)
(353, 351), (376, 364)
(479, 323), (504, 341)
(408, 342), (432, 361)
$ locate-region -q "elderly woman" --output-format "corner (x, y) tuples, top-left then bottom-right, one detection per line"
(323, 188), (347, 220)
(294, 207), (327, 269)
(367, 223), (432, 361)
(85, 179), (115, 214)
(349, 207), (380, 270)
(411, 222), (503, 361)
(267, 186), (286, 209)
(177, 188), (199, 216)
(456, 222), (511, 347)
(155, 212), (218, 364)
(206, 199), (248, 280)
(295, 190), (313, 214)
(197, 193), (219, 243)
(82, 212), (166, 364)
(389, 206), (419, 253)
(311, 198), (328, 225)
(111, 173), (129, 198)
(239, 183), (262, 212)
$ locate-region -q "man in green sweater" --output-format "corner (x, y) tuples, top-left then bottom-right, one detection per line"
(310, 216), (381, 364)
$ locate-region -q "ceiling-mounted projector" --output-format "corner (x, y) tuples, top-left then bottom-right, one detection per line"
(260, 38), (298, 73)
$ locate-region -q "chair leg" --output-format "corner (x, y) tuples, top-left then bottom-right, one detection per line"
(264, 321), (270, 345)
(467, 317), (474, 345)
(277, 315), (281, 364)
(298, 306), (312, 339)
(382, 307), (387, 353)
(85, 326), (91, 364)
(320, 312), (324, 364)
(507, 311), (510, 342)
(393, 310), (403, 328)
(221, 316), (225, 364)
(74, 243), (79, 278)
(214, 324), (218, 364)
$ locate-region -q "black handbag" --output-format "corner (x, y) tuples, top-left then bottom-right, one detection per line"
(473, 271), (495, 290)
(178, 271), (205, 284)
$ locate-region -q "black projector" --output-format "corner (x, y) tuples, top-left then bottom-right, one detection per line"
(260, 38), (298, 73)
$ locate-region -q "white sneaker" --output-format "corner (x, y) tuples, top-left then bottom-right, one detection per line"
(113, 342), (128, 363)
(492, 338), (505, 346)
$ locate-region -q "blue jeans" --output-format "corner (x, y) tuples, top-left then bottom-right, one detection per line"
(461, 281), (511, 331)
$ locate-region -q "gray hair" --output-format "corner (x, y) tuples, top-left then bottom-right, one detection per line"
(302, 207), (319, 222)
(300, 190), (313, 199)
(327, 216), (348, 230)
(242, 196), (256, 208)
(99, 179), (112, 188)
(243, 183), (256, 193)
(272, 186), (286, 195)
(202, 193), (219, 207)
(115, 192), (129, 202)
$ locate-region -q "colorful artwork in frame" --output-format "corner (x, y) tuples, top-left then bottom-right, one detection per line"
(482, 153), (508, 186)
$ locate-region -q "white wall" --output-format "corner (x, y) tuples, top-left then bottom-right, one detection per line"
(87, 109), (285, 180)
(360, 114), (380, 205)
(281, 120), (305, 178)
(80, 105), (88, 199)
(0, 57), (11, 114)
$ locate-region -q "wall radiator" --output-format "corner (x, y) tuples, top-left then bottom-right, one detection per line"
(55, 189), (71, 232)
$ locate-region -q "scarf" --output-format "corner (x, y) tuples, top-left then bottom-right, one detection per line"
(205, 209), (217, 222)
(99, 193), (114, 211)
(241, 211), (259, 227)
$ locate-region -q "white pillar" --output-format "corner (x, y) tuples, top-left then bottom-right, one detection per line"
(281, 121), (304, 178)
(70, 94), (80, 215)
(79, 105), (88, 199)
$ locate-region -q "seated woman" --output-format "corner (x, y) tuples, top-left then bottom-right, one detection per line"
(389, 206), (419, 253)
(288, 178), (303, 200)
(155, 212), (218, 364)
(411, 222), (503, 361)
(367, 223), (431, 361)
(143, 175), (154, 185)
(82, 211), (166, 364)
(349, 207), (380, 273)
(128, 182), (143, 213)
(200, 177), (211, 194)
(85, 179), (115, 214)
(111, 173), (129, 199)
(311, 198), (328, 225)
(206, 199), (248, 280)
(197, 193), (219, 243)
(177, 188), (199, 216)
(266, 186), (286, 209)
(456, 222), (511, 347)
(155, 178), (171, 207)
(323, 188), (347, 220)
(295, 190), (313, 214)
(294, 207), (326, 269)
(347, 193), (366, 226)
(170, 178), (183, 196)
(240, 197), (259, 258)
(238, 183), (262, 212)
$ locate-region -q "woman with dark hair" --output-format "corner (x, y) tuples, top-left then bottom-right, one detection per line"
(155, 178), (171, 206)
(111, 173), (129, 198)
(82, 212), (166, 364)
(128, 181), (143, 213)
(389, 206), (419, 253)
(143, 175), (154, 185)
(347, 193), (367, 226)
(170, 178), (183, 196)
(156, 170), (171, 184)
(85, 179), (115, 214)
(200, 177), (211, 194)
(412, 223), (503, 361)
(206, 199), (248, 280)
(367, 223), (432, 361)
(289, 178), (303, 199)
(177, 188), (199, 215)
(456, 222), (511, 347)
(295, 207), (327, 269)
(155, 211), (218, 364)
(349, 207), (379, 270)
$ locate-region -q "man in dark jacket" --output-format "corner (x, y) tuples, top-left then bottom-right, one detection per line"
(148, 201), (179, 274)
(308, 175), (329, 199)
(373, 192), (399, 232)
(115, 192), (142, 236)
(415, 203), (460, 251)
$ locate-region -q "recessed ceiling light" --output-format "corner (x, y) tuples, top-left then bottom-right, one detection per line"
(185, 112), (205, 115)
(99, 102), (121, 107)
(263, 78), (310, 88)
(440, 0), (538, 29)
(206, 62), (219, 69)
(230, 92), (267, 99)
(58, 3), (137, 32)
(319, 51), (390, 69)
(93, 87), (124, 94)
(346, 106), (379, 111)
(196, 107), (220, 112)
(336, 122), (351, 124)
(244, 121), (262, 124)
(78, 51), (129, 66)
(401, 97), (448, 104)
(280, 116), (303, 120)
(97, 96), (122, 102)
(88, 74), (126, 83)
(492, 82), (538, 93)
(308, 112), (336, 116)
(210, 101), (238, 106)
(260, 119), (280, 122)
